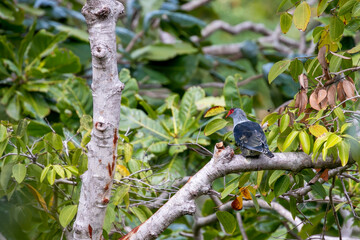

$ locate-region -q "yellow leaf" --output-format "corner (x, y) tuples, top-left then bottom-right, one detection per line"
(293, 2), (311, 31)
(309, 125), (328, 137)
(204, 106), (226, 118)
(25, 183), (48, 212)
(240, 187), (252, 200)
(231, 196), (243, 211)
(116, 165), (130, 177)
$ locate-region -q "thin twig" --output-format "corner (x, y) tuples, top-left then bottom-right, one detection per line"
(313, 95), (360, 125)
(236, 212), (248, 240)
(329, 177), (342, 240)
(339, 176), (360, 220)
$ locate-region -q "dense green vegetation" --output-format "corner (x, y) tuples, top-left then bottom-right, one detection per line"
(0, 0), (359, 239)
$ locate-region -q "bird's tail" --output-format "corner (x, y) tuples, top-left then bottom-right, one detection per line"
(264, 149), (274, 158)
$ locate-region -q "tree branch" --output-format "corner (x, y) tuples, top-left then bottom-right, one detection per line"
(198, 20), (299, 48)
(122, 142), (345, 239)
(180, 0), (212, 11)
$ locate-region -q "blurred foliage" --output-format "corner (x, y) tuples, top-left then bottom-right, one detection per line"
(0, 0), (359, 239)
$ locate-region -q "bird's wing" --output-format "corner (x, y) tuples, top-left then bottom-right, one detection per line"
(234, 121), (267, 152)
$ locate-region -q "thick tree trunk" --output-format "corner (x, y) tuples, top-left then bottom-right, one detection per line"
(72, 0), (124, 239)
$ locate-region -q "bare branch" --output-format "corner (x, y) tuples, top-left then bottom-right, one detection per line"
(123, 142), (346, 239)
(198, 20), (299, 48)
(236, 212), (248, 240)
(181, 0), (212, 11)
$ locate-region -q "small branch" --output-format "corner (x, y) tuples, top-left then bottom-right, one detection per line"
(236, 212), (248, 240)
(180, 0), (212, 11)
(125, 31), (144, 52)
(313, 95), (360, 125)
(186, 74), (263, 89)
(339, 176), (360, 220)
(199, 21), (298, 47)
(329, 177), (342, 240)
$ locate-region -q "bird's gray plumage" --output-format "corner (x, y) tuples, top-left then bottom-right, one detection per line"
(227, 108), (274, 158)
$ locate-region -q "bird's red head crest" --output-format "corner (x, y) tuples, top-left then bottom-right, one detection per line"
(226, 108), (234, 118)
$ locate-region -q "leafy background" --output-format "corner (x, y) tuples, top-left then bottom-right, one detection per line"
(0, 0), (360, 239)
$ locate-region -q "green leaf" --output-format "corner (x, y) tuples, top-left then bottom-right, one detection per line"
(221, 177), (240, 199)
(12, 164), (26, 183)
(216, 211), (236, 234)
(353, 2), (360, 17)
(338, 140), (350, 166)
(1, 163), (14, 190)
(40, 165), (50, 183)
(311, 182), (326, 199)
(21, 92), (50, 118)
(148, 141), (168, 153)
(289, 58), (303, 81)
(268, 60), (291, 83)
(338, 0), (357, 15)
(28, 30), (68, 62)
(113, 185), (130, 205)
(179, 87), (205, 132)
(0, 124), (7, 142)
(261, 113), (280, 126)
(130, 207), (148, 223)
(60, 78), (92, 118)
(59, 205), (78, 228)
(238, 172), (251, 187)
(53, 165), (65, 179)
(204, 119), (228, 136)
(280, 114), (290, 133)
(334, 107), (345, 122)
(131, 42), (198, 61)
(143, 10), (205, 32)
(124, 143), (133, 163)
(119, 107), (170, 140)
(329, 54), (343, 73)
(280, 13), (292, 34)
(317, 0), (330, 16)
(269, 170), (285, 186)
(47, 169), (56, 185)
(55, 24), (89, 42)
(103, 205), (116, 233)
(293, 2), (311, 31)
(43, 48), (81, 74)
(283, 130), (299, 151)
(274, 175), (290, 197)
(44, 132), (63, 151)
(299, 131), (311, 155)
(250, 192), (259, 212)
(330, 16), (344, 42)
(312, 134), (330, 160)
(0, 139), (8, 157)
(324, 134), (342, 150)
(6, 95), (21, 120)
(224, 75), (241, 108)
(290, 196), (297, 220)
(18, 20), (37, 69)
(16, 119), (29, 138)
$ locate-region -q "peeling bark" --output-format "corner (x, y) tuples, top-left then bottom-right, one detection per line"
(122, 143), (345, 240)
(72, 0), (125, 239)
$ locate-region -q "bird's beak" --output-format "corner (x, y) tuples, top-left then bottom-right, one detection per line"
(225, 111), (231, 118)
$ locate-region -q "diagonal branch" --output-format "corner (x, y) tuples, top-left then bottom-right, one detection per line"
(121, 142), (346, 240)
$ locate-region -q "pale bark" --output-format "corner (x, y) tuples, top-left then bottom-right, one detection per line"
(122, 143), (345, 240)
(72, 0), (125, 239)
